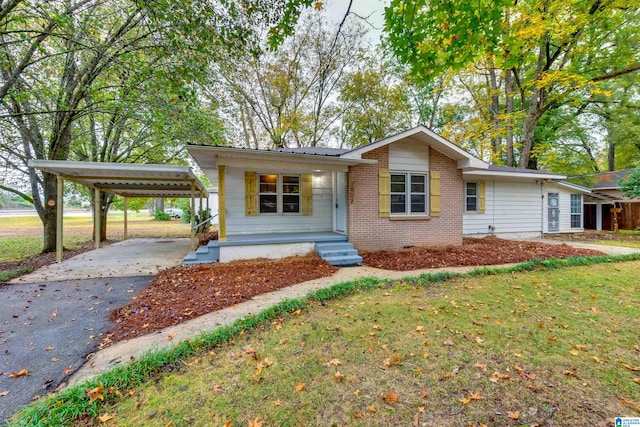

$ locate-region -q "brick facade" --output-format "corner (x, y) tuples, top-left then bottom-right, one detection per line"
(347, 146), (463, 251)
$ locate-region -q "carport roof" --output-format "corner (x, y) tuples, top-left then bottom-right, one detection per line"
(28, 160), (208, 198)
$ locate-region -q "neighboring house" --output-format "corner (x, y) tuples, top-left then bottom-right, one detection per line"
(572, 170), (640, 231)
(185, 126), (589, 265)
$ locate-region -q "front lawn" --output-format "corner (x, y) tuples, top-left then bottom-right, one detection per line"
(11, 258), (640, 426)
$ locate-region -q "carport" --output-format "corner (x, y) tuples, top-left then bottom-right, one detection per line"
(28, 160), (209, 262)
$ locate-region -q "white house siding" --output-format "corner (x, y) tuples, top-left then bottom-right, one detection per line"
(389, 139), (429, 172)
(463, 179), (543, 237)
(543, 184), (584, 233)
(225, 167), (333, 235)
(463, 179), (584, 237)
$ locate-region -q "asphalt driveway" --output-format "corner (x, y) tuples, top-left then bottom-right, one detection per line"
(0, 276), (152, 423)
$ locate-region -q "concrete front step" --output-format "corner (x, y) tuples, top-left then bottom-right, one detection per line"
(315, 242), (362, 266)
(183, 245), (220, 265)
(322, 254), (363, 266)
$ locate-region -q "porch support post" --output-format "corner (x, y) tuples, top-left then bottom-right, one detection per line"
(190, 181), (196, 250)
(596, 202), (602, 231)
(94, 188), (101, 250)
(56, 175), (64, 263)
(218, 165), (226, 241)
(123, 196), (128, 240)
(198, 194), (203, 243)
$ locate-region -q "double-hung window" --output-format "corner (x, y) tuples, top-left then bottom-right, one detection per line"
(390, 172), (427, 215)
(465, 182), (478, 212)
(570, 194), (582, 228)
(259, 174), (300, 214)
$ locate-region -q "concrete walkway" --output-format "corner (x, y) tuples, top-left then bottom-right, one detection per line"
(10, 238), (191, 284)
(67, 238), (640, 387)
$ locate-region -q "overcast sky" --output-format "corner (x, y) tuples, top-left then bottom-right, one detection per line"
(323, 0), (386, 43)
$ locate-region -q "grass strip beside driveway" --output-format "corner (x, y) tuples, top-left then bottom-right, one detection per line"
(8, 255), (640, 426)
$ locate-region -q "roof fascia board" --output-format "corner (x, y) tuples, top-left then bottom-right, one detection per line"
(555, 181), (592, 193)
(187, 145), (376, 167)
(463, 170), (567, 180)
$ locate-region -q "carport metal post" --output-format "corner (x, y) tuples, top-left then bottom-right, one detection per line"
(190, 181), (196, 250)
(94, 188), (101, 250)
(56, 175), (64, 263)
(123, 196), (128, 240)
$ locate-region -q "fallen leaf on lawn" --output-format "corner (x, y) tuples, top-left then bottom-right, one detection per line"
(423, 339), (431, 345)
(563, 370), (576, 377)
(324, 359), (341, 367)
(381, 391), (398, 404)
(461, 391), (485, 405)
(86, 383), (104, 402)
(372, 325), (382, 331)
(353, 389), (360, 396)
(353, 411), (363, 418)
(418, 406), (425, 413)
(292, 309), (301, 316)
(575, 344), (587, 351)
(443, 339), (454, 346)
(569, 350), (579, 356)
(475, 336), (484, 344)
(507, 410), (520, 420)
(212, 385), (222, 393)
(634, 345), (640, 352)
(624, 364), (640, 372)
(548, 336), (558, 342)
(334, 371), (345, 382)
(592, 356), (604, 364)
(273, 399), (281, 406)
(0, 391), (8, 397)
(11, 368), (28, 378)
(416, 326), (425, 333)
(620, 398), (635, 405)
(472, 320), (484, 326)
(474, 362), (487, 371)
(633, 378), (640, 385)
(369, 404), (377, 413)
(249, 417), (263, 427)
(420, 390), (429, 399)
(295, 382), (305, 392)
(97, 413), (114, 423)
(490, 371), (511, 382)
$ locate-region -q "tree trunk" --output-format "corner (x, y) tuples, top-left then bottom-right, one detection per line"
(607, 128), (616, 171)
(41, 172), (59, 253)
(154, 198), (164, 213)
(488, 67), (501, 159)
(504, 68), (515, 167)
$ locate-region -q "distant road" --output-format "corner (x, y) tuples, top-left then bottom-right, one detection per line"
(0, 209), (92, 218)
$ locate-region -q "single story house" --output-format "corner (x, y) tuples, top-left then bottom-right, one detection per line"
(185, 126), (589, 265)
(573, 170), (640, 231)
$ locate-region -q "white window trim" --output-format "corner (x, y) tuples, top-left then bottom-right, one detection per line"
(464, 181), (479, 213)
(390, 171), (428, 216)
(258, 173), (301, 216)
(570, 193), (582, 229)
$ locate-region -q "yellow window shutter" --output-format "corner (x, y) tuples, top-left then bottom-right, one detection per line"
(245, 171), (257, 216)
(379, 168), (390, 218)
(430, 170), (441, 217)
(301, 173), (313, 216)
(478, 180), (486, 214)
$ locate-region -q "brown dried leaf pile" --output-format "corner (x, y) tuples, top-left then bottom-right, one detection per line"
(103, 254), (337, 345)
(362, 236), (604, 271)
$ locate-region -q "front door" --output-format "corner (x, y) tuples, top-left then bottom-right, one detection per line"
(548, 192), (559, 232)
(335, 172), (346, 233)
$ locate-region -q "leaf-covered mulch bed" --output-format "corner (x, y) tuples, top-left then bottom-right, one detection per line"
(101, 254), (338, 346)
(361, 236), (605, 271)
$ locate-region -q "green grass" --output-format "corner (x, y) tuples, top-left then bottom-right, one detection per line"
(0, 212), (191, 262)
(9, 255), (640, 427)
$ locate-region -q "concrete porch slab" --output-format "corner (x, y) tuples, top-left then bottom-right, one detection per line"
(10, 238), (191, 284)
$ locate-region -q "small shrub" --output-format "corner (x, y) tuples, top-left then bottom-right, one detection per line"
(154, 210), (171, 221)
